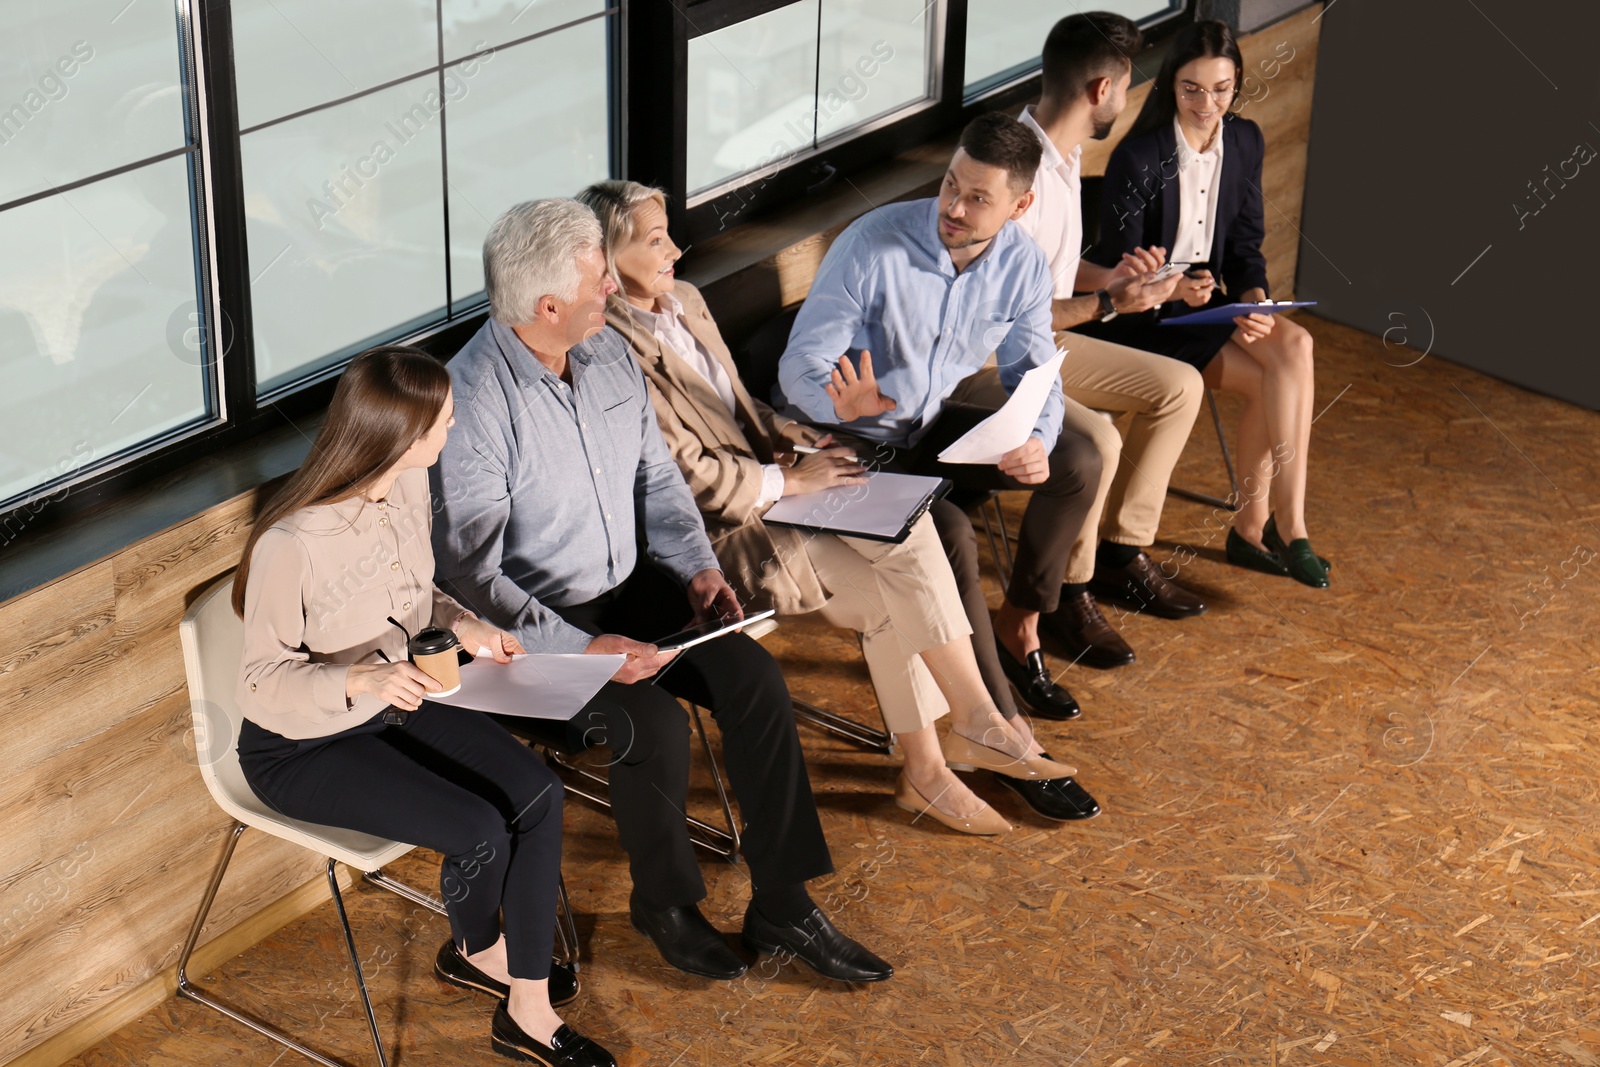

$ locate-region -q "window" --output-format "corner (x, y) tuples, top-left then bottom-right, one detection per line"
(964, 0), (1187, 99)
(1, 0), (619, 525)
(0, 0), (212, 508)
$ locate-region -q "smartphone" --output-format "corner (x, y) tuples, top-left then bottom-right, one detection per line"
(1148, 261), (1192, 283)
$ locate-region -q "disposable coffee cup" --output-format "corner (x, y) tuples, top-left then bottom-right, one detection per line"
(409, 626), (462, 697)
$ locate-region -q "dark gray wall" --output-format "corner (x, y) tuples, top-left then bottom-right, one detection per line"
(1298, 0), (1600, 409)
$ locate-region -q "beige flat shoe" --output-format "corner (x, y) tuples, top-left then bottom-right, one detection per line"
(942, 731), (1077, 780)
(894, 772), (1011, 836)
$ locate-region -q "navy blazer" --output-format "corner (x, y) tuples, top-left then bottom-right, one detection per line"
(1093, 115), (1271, 299)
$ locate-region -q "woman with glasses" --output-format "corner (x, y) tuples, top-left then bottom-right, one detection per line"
(1084, 19), (1330, 587)
(573, 179), (1101, 833)
(233, 347), (614, 1066)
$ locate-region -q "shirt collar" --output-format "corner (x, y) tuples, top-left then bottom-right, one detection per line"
(1019, 105), (1080, 177)
(1173, 115), (1222, 165)
(625, 291), (684, 330)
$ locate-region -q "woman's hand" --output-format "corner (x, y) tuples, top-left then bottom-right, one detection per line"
(1232, 311), (1277, 344)
(1174, 269), (1216, 307)
(347, 662), (440, 711)
(453, 614), (523, 664)
(781, 446), (867, 495)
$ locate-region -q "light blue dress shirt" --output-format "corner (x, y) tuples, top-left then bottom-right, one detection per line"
(430, 320), (722, 653)
(775, 197), (1064, 450)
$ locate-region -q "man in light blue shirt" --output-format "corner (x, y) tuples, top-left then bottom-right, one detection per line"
(778, 113), (1105, 754)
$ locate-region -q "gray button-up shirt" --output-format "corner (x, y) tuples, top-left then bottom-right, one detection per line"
(430, 319), (721, 653)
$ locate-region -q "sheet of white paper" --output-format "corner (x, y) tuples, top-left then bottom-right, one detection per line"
(936, 348), (1068, 465)
(426, 652), (625, 720)
(762, 471), (946, 540)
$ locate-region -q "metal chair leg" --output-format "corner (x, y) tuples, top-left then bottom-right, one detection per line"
(175, 823), (385, 1067)
(554, 874), (581, 970)
(363, 869), (447, 916)
(326, 859), (387, 1067)
(1167, 387), (1242, 512)
(687, 702), (742, 859)
(978, 495), (1016, 586)
(790, 699), (894, 753)
(544, 744), (740, 858)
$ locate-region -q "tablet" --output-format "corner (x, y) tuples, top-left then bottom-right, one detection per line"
(652, 609), (778, 653)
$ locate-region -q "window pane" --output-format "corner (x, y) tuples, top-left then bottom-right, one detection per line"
(231, 0), (439, 129)
(686, 1), (819, 196)
(0, 157), (209, 504)
(241, 77), (447, 394)
(441, 0), (605, 64)
(964, 0), (1179, 94)
(816, 0), (934, 142)
(445, 21), (611, 311)
(0, 0), (189, 203)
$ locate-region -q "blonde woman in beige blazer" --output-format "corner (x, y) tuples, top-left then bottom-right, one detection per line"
(579, 181), (1101, 833)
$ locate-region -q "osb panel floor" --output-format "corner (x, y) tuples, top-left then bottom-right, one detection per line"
(62, 316), (1600, 1066)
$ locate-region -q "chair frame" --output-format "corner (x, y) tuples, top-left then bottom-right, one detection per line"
(1166, 387), (1243, 513)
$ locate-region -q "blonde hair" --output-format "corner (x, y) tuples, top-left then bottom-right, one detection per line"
(575, 180), (668, 296)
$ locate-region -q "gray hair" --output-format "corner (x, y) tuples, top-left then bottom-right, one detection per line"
(575, 180), (668, 294)
(482, 198), (603, 325)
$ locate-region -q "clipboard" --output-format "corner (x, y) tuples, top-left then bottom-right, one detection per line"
(761, 471), (951, 544)
(1160, 300), (1316, 326)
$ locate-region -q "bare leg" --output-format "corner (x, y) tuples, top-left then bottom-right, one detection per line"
(919, 635), (1047, 759)
(1203, 348), (1270, 546)
(896, 725), (989, 818)
(467, 937), (563, 1043)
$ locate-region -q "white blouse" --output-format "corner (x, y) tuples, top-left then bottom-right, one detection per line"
(1172, 115), (1225, 267)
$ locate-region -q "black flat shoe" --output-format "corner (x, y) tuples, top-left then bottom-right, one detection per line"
(741, 904), (893, 983)
(490, 1002), (615, 1066)
(1225, 529), (1289, 577)
(435, 941), (579, 1007)
(994, 637), (1081, 720)
(1262, 516), (1332, 578)
(629, 891), (747, 980)
(1088, 551), (1207, 619)
(991, 768), (1101, 821)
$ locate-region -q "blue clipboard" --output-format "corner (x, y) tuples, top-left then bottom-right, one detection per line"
(1160, 300), (1317, 327)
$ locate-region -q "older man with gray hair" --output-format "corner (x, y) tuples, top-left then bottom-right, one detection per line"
(431, 198), (890, 992)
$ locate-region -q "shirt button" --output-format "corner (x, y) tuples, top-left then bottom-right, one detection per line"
(378, 517), (388, 527)
(593, 467), (601, 474)
(390, 561), (400, 571)
(249, 682), (257, 691)
(402, 601), (412, 611)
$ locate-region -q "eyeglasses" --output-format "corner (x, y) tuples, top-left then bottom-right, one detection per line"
(1178, 83), (1235, 103)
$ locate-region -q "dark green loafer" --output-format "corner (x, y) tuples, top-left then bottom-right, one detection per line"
(1261, 518), (1329, 588)
(1226, 528), (1289, 576)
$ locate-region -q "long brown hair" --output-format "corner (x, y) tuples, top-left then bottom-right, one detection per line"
(232, 345), (450, 616)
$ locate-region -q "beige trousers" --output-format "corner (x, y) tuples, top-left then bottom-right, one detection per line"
(1056, 330), (1204, 583)
(796, 514), (971, 735)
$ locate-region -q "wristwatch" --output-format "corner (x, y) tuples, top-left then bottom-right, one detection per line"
(1095, 289), (1119, 323)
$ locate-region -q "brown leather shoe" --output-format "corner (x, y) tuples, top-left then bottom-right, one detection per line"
(1040, 589), (1136, 669)
(1088, 551), (1208, 620)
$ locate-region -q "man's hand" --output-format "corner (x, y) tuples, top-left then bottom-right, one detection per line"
(825, 350), (896, 422)
(1107, 268), (1181, 314)
(781, 446), (867, 495)
(1112, 246), (1168, 280)
(998, 438), (1050, 486)
(1173, 268), (1216, 308)
(452, 614), (524, 664)
(687, 568), (744, 625)
(585, 633), (676, 684)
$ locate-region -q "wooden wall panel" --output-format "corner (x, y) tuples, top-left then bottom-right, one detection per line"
(0, 490), (326, 1065)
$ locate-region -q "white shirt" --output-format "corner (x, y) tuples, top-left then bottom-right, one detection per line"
(628, 292), (786, 508)
(1172, 115), (1224, 266)
(1013, 105), (1084, 301)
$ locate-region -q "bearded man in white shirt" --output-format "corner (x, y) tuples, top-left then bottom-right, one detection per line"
(1009, 11), (1213, 671)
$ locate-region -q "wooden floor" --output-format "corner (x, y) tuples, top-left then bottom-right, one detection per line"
(62, 316), (1600, 1066)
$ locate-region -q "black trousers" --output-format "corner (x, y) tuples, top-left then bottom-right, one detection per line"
(238, 706), (563, 980)
(517, 562), (833, 907)
(877, 398), (1102, 720)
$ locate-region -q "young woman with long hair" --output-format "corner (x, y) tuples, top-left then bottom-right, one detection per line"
(233, 346), (613, 1066)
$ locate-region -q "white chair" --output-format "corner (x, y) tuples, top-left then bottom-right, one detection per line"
(176, 574), (577, 1067)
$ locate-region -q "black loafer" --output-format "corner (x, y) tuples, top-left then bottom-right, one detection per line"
(491, 1002), (615, 1066)
(435, 940), (579, 1007)
(1087, 551), (1208, 619)
(992, 768), (1101, 821)
(741, 904), (893, 983)
(1263, 517), (1332, 585)
(994, 637), (1081, 720)
(629, 892), (747, 980)
(1225, 528), (1289, 576)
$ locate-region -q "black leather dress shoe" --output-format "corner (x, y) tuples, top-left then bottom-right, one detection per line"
(1262, 517), (1331, 587)
(994, 637), (1080, 719)
(435, 940), (579, 1007)
(1040, 589), (1136, 669)
(741, 904), (893, 983)
(1088, 551), (1207, 619)
(992, 767), (1101, 821)
(629, 892), (747, 980)
(491, 1002), (615, 1066)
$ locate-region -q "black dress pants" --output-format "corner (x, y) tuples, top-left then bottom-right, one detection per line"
(878, 395), (1102, 721)
(525, 562), (833, 907)
(238, 706), (563, 980)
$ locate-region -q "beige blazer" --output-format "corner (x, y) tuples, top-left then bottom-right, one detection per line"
(605, 282), (830, 615)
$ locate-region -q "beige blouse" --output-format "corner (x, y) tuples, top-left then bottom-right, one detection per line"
(237, 466), (471, 739)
